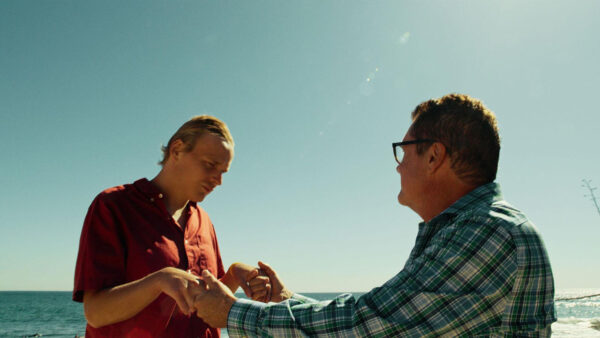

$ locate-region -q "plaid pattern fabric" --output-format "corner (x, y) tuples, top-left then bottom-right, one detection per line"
(227, 183), (556, 337)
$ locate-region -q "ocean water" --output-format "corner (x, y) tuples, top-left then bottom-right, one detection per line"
(0, 290), (598, 337)
(552, 289), (600, 337)
(0, 291), (84, 337)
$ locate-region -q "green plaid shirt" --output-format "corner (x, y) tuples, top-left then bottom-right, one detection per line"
(227, 183), (556, 337)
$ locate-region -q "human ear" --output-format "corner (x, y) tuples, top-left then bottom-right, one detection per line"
(427, 142), (447, 172)
(170, 139), (185, 160)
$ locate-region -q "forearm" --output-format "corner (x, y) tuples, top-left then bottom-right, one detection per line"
(219, 263), (241, 293)
(227, 251), (516, 337)
(227, 293), (353, 337)
(83, 272), (162, 328)
(228, 290), (509, 337)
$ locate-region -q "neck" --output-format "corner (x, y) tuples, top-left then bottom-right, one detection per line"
(151, 170), (189, 216)
(417, 179), (477, 223)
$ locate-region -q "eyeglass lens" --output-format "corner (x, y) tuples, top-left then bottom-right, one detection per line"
(394, 145), (404, 163)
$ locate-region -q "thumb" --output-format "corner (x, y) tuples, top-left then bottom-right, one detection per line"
(258, 261), (276, 279)
(201, 270), (218, 288)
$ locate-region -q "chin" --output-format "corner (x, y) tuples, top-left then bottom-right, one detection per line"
(397, 191), (407, 206)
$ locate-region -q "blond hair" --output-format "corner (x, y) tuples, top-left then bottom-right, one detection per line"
(159, 115), (234, 166)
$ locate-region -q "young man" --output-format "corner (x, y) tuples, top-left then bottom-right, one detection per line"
(192, 94), (557, 336)
(73, 116), (267, 337)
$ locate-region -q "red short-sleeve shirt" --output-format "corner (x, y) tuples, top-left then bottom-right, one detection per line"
(73, 178), (226, 337)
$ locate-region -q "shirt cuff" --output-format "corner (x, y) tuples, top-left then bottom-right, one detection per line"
(290, 293), (316, 304)
(227, 298), (267, 337)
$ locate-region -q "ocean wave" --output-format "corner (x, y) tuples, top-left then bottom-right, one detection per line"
(558, 301), (600, 308)
(552, 317), (600, 337)
(556, 317), (599, 325)
(555, 289), (600, 298)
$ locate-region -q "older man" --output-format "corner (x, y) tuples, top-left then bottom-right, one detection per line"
(194, 94), (556, 336)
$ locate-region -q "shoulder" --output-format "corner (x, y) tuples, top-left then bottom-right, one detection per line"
(431, 202), (522, 256)
(451, 200), (546, 255)
(487, 201), (543, 241)
(84, 182), (140, 219)
(452, 199), (530, 233)
(489, 201), (529, 226)
(93, 182), (136, 205)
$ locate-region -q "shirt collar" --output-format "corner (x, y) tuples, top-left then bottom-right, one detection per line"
(427, 182), (503, 224)
(132, 178), (198, 212)
(133, 178), (164, 200)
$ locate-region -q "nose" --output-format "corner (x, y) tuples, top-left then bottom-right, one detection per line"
(211, 172), (223, 186)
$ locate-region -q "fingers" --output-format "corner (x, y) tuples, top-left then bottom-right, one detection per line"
(248, 273), (271, 302)
(251, 283), (272, 303)
(248, 280), (268, 301)
(238, 277), (253, 298)
(156, 267), (205, 316)
(196, 278), (207, 289)
(257, 261), (291, 302)
(187, 279), (206, 299)
(228, 263), (259, 298)
(248, 276), (269, 295)
(248, 275), (269, 287)
(265, 283), (272, 302)
(257, 261), (275, 277)
(201, 269), (218, 287)
(181, 271), (202, 314)
(245, 268), (259, 282)
(258, 261), (275, 275)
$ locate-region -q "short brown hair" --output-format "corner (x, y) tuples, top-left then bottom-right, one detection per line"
(410, 94), (500, 186)
(159, 115), (234, 166)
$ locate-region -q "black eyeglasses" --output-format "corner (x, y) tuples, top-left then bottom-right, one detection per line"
(392, 139), (436, 164)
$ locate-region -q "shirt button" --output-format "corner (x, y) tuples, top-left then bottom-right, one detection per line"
(149, 198), (154, 202)
(158, 193), (163, 198)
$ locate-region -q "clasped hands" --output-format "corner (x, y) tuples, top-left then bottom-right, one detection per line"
(192, 261), (293, 328)
(159, 261), (291, 328)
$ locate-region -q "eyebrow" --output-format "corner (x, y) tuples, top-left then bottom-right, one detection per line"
(206, 158), (230, 173)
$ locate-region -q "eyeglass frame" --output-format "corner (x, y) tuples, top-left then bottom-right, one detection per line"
(392, 139), (437, 164)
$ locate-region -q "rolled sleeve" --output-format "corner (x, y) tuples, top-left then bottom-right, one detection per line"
(289, 293), (316, 304)
(227, 298), (267, 337)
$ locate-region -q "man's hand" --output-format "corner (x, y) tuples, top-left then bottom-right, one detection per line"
(194, 270), (238, 328)
(83, 267), (200, 328)
(248, 270), (271, 302)
(257, 261), (293, 303)
(226, 262), (271, 302)
(153, 267), (202, 316)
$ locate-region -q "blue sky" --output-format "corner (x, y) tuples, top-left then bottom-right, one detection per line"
(1, 1), (599, 292)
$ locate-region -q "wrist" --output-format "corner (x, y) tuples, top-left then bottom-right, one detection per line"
(149, 267), (173, 295)
(281, 289), (293, 301)
(225, 263), (239, 279)
(221, 266), (240, 292)
(224, 294), (237, 317)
